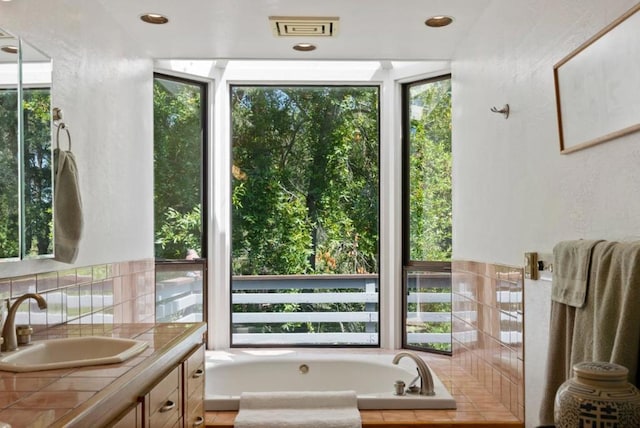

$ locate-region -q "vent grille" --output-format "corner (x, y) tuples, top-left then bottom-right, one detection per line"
(269, 16), (339, 37)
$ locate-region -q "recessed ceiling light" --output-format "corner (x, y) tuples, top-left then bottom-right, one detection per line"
(425, 15), (454, 28)
(1, 45), (18, 54)
(293, 43), (316, 52)
(140, 13), (169, 25)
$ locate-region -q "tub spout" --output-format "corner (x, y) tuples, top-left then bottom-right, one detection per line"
(1, 294), (47, 352)
(392, 351), (435, 396)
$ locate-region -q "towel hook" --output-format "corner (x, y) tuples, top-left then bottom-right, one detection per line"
(490, 104), (510, 119)
(52, 107), (63, 123)
(56, 123), (72, 151)
(53, 107), (72, 151)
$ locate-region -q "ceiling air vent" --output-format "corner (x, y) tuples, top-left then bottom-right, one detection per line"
(269, 16), (339, 37)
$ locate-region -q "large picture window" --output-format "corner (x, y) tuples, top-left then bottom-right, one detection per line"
(230, 85), (380, 346)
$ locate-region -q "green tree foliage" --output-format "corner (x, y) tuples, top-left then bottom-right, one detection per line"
(231, 86), (379, 276)
(156, 205), (201, 259)
(153, 77), (203, 259)
(0, 88), (52, 258)
(23, 89), (53, 256)
(408, 79), (452, 261)
(0, 89), (19, 258)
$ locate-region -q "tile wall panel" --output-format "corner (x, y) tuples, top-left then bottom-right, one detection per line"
(0, 279), (9, 301)
(452, 260), (524, 422)
(0, 258), (155, 332)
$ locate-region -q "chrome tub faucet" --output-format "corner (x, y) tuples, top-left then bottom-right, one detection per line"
(392, 351), (435, 396)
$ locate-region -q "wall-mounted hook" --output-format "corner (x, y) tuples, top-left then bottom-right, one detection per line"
(490, 104), (510, 119)
(52, 107), (63, 122)
(52, 107), (71, 150)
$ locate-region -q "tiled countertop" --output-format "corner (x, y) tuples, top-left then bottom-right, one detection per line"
(0, 322), (206, 428)
(205, 351), (523, 428)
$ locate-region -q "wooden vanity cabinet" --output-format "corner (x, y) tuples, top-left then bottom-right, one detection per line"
(184, 344), (206, 428)
(108, 402), (142, 428)
(144, 365), (182, 428)
(138, 343), (206, 428)
(40, 324), (206, 428)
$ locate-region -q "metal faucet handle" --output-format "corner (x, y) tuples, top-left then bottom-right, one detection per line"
(1, 293), (47, 352)
(391, 351), (436, 396)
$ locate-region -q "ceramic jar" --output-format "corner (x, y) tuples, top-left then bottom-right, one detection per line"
(555, 361), (640, 427)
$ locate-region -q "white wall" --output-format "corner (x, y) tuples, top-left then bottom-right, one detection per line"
(0, 1), (154, 277)
(451, 1), (640, 426)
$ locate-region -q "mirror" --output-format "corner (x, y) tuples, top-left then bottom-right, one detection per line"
(0, 27), (20, 259)
(0, 26), (53, 260)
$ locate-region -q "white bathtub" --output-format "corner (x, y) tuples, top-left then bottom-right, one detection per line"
(204, 350), (456, 410)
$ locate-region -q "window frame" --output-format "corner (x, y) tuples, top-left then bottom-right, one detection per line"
(0, 84), (53, 260)
(152, 72), (209, 325)
(153, 72), (209, 260)
(228, 83), (382, 348)
(401, 74), (452, 354)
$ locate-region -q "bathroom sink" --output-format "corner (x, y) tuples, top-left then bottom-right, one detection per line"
(0, 336), (148, 372)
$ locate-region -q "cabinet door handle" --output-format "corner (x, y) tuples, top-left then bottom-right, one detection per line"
(160, 400), (176, 413)
(192, 368), (204, 378)
(193, 416), (204, 427)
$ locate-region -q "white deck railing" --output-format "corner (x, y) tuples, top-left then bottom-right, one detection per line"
(231, 274), (452, 346)
(153, 268), (452, 347)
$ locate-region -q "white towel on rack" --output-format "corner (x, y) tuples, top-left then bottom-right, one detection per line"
(53, 148), (83, 263)
(234, 391), (361, 428)
(551, 239), (603, 307)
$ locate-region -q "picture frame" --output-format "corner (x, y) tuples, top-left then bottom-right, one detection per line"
(554, 3), (640, 154)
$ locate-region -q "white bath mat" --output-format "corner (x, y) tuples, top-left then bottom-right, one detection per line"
(234, 390), (361, 428)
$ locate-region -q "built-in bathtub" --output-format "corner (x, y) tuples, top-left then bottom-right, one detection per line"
(204, 350), (456, 410)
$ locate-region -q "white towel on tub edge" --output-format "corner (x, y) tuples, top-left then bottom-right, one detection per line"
(234, 390), (361, 428)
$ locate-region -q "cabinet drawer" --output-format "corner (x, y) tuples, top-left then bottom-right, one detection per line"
(149, 386), (180, 428)
(108, 402), (140, 428)
(186, 363), (204, 399)
(162, 417), (182, 428)
(186, 397), (205, 428)
(185, 344), (205, 398)
(186, 382), (204, 414)
(147, 365), (181, 428)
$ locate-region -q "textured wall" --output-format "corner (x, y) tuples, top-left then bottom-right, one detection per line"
(451, 1), (640, 426)
(0, 1), (154, 278)
(452, 0), (640, 265)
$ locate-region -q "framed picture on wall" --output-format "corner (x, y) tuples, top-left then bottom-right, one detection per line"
(554, 3), (640, 154)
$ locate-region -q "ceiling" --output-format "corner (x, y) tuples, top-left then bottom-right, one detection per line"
(88, 0), (491, 61)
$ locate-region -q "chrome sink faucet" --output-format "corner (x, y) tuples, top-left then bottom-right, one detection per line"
(1, 293), (47, 352)
(392, 351), (435, 396)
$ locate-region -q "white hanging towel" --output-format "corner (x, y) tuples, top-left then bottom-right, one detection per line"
(53, 148), (83, 263)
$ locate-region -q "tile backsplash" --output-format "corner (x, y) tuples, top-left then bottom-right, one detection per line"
(452, 260), (524, 421)
(0, 259), (155, 332)
(2, 257), (523, 420)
